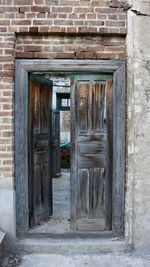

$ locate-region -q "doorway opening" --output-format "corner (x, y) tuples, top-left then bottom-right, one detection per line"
(29, 72), (114, 234)
(15, 60), (126, 237)
(29, 74), (71, 234)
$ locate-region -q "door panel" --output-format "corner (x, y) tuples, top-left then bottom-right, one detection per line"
(71, 74), (113, 231)
(51, 110), (61, 177)
(29, 75), (53, 227)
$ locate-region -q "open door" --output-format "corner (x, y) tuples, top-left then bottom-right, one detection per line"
(71, 74), (113, 231)
(51, 110), (61, 178)
(29, 74), (53, 227)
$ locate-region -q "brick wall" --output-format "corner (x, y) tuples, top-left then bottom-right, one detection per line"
(0, 0), (127, 34)
(0, 0), (127, 183)
(15, 35), (126, 59)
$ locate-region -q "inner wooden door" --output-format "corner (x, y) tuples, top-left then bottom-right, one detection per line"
(29, 74), (53, 227)
(70, 74), (113, 231)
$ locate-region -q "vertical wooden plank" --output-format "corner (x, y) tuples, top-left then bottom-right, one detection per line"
(33, 83), (40, 133)
(70, 78), (78, 230)
(112, 63), (126, 232)
(40, 84), (52, 133)
(89, 168), (94, 219)
(93, 82), (105, 132)
(105, 79), (113, 230)
(93, 168), (105, 219)
(77, 169), (89, 219)
(77, 82), (89, 134)
(15, 62), (29, 231)
(29, 75), (53, 227)
(51, 110), (61, 177)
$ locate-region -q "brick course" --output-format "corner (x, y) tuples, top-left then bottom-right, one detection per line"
(15, 35), (126, 59)
(0, 0), (127, 179)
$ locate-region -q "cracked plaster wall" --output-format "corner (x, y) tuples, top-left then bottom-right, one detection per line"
(126, 0), (150, 247)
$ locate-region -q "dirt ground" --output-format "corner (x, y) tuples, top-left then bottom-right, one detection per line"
(1, 251), (150, 267)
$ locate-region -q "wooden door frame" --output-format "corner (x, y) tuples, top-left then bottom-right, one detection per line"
(15, 59), (126, 233)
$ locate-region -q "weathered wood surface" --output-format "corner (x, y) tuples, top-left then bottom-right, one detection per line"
(16, 59), (124, 73)
(29, 77), (53, 227)
(15, 61), (29, 231)
(105, 79), (113, 230)
(112, 63), (126, 232)
(51, 110), (61, 178)
(15, 60), (125, 233)
(71, 74), (113, 231)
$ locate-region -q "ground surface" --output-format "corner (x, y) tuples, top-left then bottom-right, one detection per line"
(15, 252), (150, 267)
(2, 171), (150, 267)
(1, 250), (150, 267)
(29, 172), (70, 234)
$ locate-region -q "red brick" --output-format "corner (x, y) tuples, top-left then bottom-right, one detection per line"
(34, 52), (56, 58)
(75, 52), (96, 59)
(55, 53), (75, 59)
(54, 20), (73, 26)
(37, 13), (47, 18)
(26, 13), (36, 19)
(33, 20), (52, 25)
(66, 27), (77, 33)
(0, 71), (14, 77)
(0, 27), (7, 32)
(59, 0), (79, 6)
(106, 20), (125, 27)
(58, 14), (67, 19)
(34, 0), (44, 4)
(108, 14), (118, 20)
(120, 27), (127, 34)
(19, 6), (30, 13)
(4, 64), (14, 70)
(86, 14), (97, 20)
(16, 13), (26, 19)
(31, 6), (50, 13)
(74, 7), (94, 13)
(0, 20), (10, 25)
(29, 26), (38, 32)
(96, 53), (118, 59)
(24, 45), (43, 52)
(49, 26), (61, 32)
(13, 0), (33, 5)
(12, 20), (31, 25)
(5, 13), (15, 19)
(18, 27), (29, 32)
(91, 0), (107, 5)
(39, 26), (49, 32)
(52, 7), (72, 13)
(0, 0), (12, 4)
(95, 7), (116, 13)
(0, 56), (13, 62)
(15, 52), (34, 58)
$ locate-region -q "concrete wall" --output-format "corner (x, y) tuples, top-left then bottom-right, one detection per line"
(126, 0), (150, 247)
(0, 176), (16, 241)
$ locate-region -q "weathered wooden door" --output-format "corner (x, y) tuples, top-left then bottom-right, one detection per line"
(51, 110), (61, 177)
(29, 74), (53, 227)
(71, 74), (113, 231)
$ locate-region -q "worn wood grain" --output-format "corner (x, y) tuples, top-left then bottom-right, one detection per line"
(15, 60), (125, 234)
(18, 59), (123, 73)
(15, 61), (29, 231)
(29, 77), (53, 227)
(51, 110), (61, 178)
(112, 63), (126, 232)
(71, 74), (112, 231)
